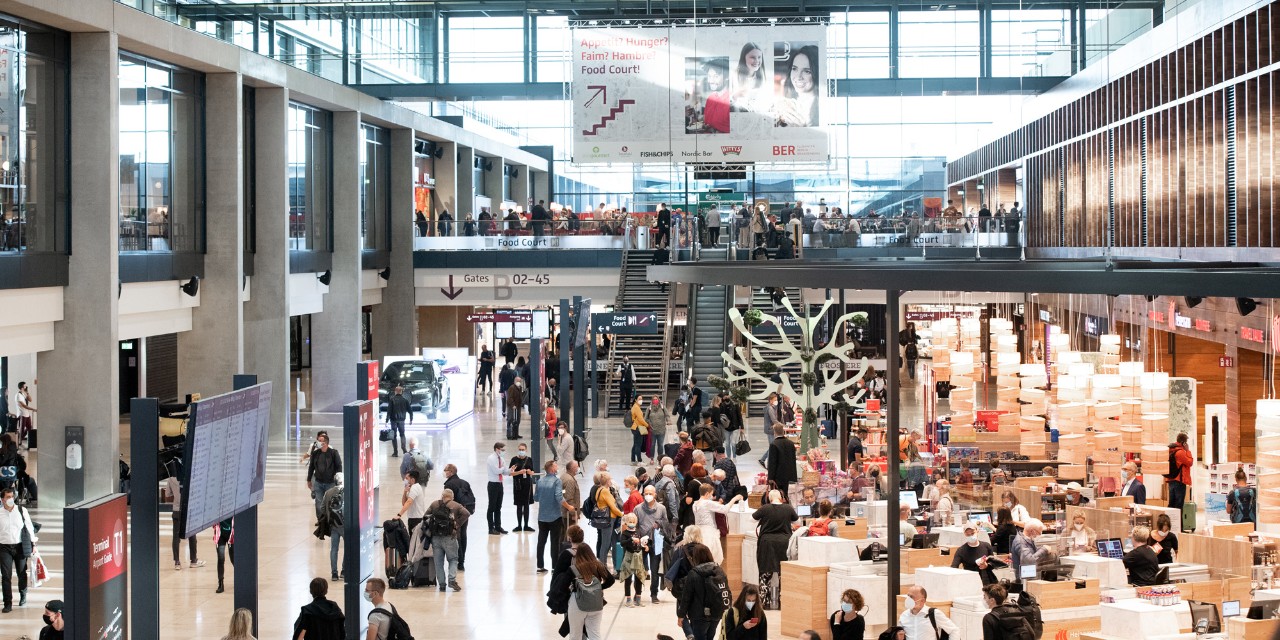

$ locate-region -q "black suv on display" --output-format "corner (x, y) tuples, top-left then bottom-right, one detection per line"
(378, 359), (450, 418)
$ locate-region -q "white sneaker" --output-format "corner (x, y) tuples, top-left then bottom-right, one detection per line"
(174, 563), (182, 571)
(190, 560), (206, 568)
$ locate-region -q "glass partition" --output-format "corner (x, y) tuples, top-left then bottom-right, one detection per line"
(360, 123), (389, 251)
(118, 52), (205, 253)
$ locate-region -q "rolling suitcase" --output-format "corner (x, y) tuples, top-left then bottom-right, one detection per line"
(1181, 501), (1197, 532)
(412, 556), (436, 587)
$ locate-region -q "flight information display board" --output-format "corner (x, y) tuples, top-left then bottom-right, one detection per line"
(182, 382), (273, 536)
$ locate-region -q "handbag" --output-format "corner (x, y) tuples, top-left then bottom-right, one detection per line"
(19, 507), (35, 557)
(379, 428), (392, 442)
(735, 439), (752, 456)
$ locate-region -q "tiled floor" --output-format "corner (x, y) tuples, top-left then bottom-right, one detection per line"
(0, 377), (934, 640)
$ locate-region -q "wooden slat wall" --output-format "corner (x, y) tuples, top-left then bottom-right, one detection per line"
(948, 2), (1280, 250)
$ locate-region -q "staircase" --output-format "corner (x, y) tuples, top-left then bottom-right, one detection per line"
(743, 287), (805, 416)
(603, 249), (671, 416)
(686, 284), (733, 387)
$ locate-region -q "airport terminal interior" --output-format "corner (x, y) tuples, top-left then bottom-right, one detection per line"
(5, 0), (1280, 638)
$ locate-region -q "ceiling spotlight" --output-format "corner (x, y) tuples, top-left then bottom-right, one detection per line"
(179, 276), (200, 297)
(318, 270), (332, 286)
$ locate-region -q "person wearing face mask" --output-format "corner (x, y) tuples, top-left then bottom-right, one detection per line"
(1151, 514), (1179, 563)
(1010, 519), (1052, 582)
(898, 585), (960, 640)
(722, 584), (767, 640)
(39, 599), (64, 640)
(634, 485), (671, 604)
(1068, 514), (1097, 553)
(509, 445), (536, 532)
(1120, 461), (1147, 504)
(363, 578), (406, 640)
(1001, 490), (1031, 528)
(617, 512), (650, 607)
(621, 475), (644, 514)
(981, 582), (1036, 640)
(694, 482), (744, 564)
(306, 433), (342, 525)
(950, 523), (997, 585)
(1064, 482), (1090, 507)
(552, 422), (574, 465)
(828, 589), (865, 640)
(991, 507), (1017, 554)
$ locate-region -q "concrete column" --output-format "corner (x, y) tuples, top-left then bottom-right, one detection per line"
(434, 141), (458, 219)
(371, 128), (419, 362)
(37, 32), (121, 506)
(457, 146), (475, 217)
(244, 87), (291, 436)
(309, 111), (363, 412)
(511, 163), (530, 211)
(532, 170), (551, 205)
(178, 73), (244, 399)
(483, 156), (505, 208)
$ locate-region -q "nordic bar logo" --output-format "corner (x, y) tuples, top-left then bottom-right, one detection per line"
(720, 146), (742, 156)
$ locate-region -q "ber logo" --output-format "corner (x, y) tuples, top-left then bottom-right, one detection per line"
(772, 145), (798, 156)
(720, 145), (742, 156)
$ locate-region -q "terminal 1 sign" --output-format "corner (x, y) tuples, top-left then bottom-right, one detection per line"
(571, 23), (829, 164)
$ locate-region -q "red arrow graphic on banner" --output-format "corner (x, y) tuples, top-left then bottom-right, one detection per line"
(584, 85), (607, 107)
(440, 275), (463, 300)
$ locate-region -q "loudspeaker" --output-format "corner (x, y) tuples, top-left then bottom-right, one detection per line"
(179, 276), (200, 297)
(1237, 297), (1259, 316)
(1185, 297), (1202, 308)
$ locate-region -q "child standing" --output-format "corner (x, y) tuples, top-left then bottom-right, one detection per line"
(618, 513), (649, 608)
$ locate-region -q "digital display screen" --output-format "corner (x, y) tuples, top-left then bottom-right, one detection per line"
(1020, 564), (1038, 579)
(514, 321), (532, 339)
(796, 505), (811, 517)
(1097, 538), (1124, 560)
(532, 309), (551, 339)
(1223, 600), (1241, 617)
(970, 512), (992, 524)
(181, 382), (273, 536)
(899, 491), (919, 510)
(495, 322), (513, 339)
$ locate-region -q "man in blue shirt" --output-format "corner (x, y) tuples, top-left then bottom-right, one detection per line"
(535, 461), (569, 573)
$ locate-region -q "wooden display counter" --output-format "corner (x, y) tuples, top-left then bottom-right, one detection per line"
(1227, 616), (1280, 640)
(902, 547), (947, 572)
(1179, 574), (1252, 613)
(780, 561), (830, 640)
(1024, 578), (1100, 609)
(1179, 532), (1255, 574)
(1042, 614), (1102, 638)
(1211, 521), (1256, 539)
(724, 533), (744, 592)
(836, 519), (869, 540)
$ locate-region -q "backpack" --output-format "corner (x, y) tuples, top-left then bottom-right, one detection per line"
(807, 518), (832, 537)
(925, 607), (951, 640)
(428, 503), (457, 538)
(1016, 590), (1045, 639)
(453, 480), (477, 514)
(410, 451), (432, 486)
(879, 627), (907, 640)
(990, 603), (1036, 640)
(326, 489), (344, 529)
(570, 565), (606, 612)
(1231, 486), (1258, 524)
(573, 434), (590, 462)
(369, 604), (414, 640)
(699, 566), (732, 621)
(624, 410), (634, 429)
(1164, 448), (1181, 481)
(389, 564), (414, 590)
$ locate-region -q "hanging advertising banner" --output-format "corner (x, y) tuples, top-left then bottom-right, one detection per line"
(571, 23), (829, 163)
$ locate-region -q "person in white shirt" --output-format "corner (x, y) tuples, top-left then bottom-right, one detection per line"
(397, 469), (429, 535)
(486, 442), (508, 535)
(1000, 490), (1031, 527)
(0, 487), (36, 612)
(12, 383), (32, 446)
(899, 585), (960, 640)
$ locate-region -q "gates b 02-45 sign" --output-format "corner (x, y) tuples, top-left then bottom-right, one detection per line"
(571, 23), (829, 164)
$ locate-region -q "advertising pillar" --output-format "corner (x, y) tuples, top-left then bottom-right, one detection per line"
(343, 400), (378, 639)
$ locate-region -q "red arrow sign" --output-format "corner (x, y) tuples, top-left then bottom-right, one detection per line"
(440, 275), (463, 300)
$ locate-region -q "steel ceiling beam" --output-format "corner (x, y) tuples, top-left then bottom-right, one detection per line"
(353, 76), (1066, 101)
(647, 259), (1280, 299)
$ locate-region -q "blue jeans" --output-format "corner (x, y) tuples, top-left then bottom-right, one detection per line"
(329, 527), (343, 576)
(434, 536), (460, 585)
(312, 481), (334, 522)
(595, 523), (617, 567)
(1168, 481), (1188, 512)
(688, 617), (718, 640)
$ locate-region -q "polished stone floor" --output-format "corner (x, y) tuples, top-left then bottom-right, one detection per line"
(0, 377), (934, 640)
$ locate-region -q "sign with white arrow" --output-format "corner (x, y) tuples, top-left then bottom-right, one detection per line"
(593, 312), (659, 335)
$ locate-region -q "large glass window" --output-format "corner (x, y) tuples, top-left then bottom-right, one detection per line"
(898, 11), (981, 77)
(287, 102), (332, 252)
(118, 53), (205, 253)
(535, 16), (570, 82)
(446, 16), (524, 82)
(359, 123), (389, 251)
(412, 140), (435, 237)
(829, 12), (890, 79)
(243, 86), (256, 274)
(992, 10), (1070, 77)
(0, 18), (68, 255)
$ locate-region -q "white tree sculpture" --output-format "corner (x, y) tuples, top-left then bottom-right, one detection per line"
(719, 297), (871, 451)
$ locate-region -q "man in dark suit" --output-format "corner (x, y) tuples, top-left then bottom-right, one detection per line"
(655, 203), (671, 247)
(531, 200), (550, 237)
(1123, 525), (1162, 586)
(1120, 461), (1147, 504)
(766, 423), (798, 496)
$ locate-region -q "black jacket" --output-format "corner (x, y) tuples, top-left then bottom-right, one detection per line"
(1124, 545), (1161, 586)
(498, 367), (516, 391)
(444, 474), (477, 514)
(677, 561), (728, 621)
(387, 393), (411, 421)
(657, 208), (671, 228)
(307, 448), (342, 483)
(293, 597), (345, 640)
(767, 436), (798, 485)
